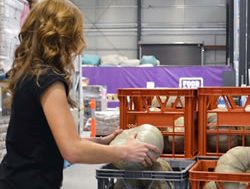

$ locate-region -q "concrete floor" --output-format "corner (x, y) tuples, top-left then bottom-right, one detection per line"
(62, 163), (102, 189)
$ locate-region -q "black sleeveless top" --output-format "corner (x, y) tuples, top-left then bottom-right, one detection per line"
(0, 70), (69, 189)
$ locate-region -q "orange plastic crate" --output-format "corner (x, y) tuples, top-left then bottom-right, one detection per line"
(189, 160), (250, 189)
(198, 87), (250, 157)
(118, 88), (198, 158)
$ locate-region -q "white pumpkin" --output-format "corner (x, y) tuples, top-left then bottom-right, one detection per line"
(241, 124), (250, 146)
(113, 179), (140, 189)
(204, 181), (217, 189)
(151, 96), (185, 108)
(245, 131), (250, 146)
(113, 158), (173, 189)
(148, 158), (174, 189)
(214, 146), (250, 189)
(207, 113), (239, 153)
(110, 124), (164, 170)
(164, 111), (240, 154)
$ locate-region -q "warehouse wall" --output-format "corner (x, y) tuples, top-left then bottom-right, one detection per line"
(73, 0), (226, 65)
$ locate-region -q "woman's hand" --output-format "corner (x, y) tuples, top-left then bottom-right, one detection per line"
(100, 129), (123, 145)
(122, 132), (160, 167)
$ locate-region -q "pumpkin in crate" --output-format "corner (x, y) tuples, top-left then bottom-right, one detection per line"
(114, 158), (173, 189)
(164, 116), (185, 154)
(243, 104), (250, 146)
(205, 146), (250, 189)
(245, 130), (250, 146)
(114, 180), (139, 189)
(110, 124), (164, 170)
(151, 96), (185, 109)
(146, 158), (173, 189)
(207, 112), (240, 153)
(237, 126), (250, 146)
(204, 181), (217, 189)
(140, 158), (174, 189)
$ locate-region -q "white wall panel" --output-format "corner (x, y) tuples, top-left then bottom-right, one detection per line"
(143, 0), (183, 7)
(184, 0), (226, 5)
(85, 34), (137, 58)
(88, 35), (136, 49)
(96, 0), (136, 6)
(85, 50), (136, 59)
(141, 35), (216, 45)
(72, 0), (227, 64)
(142, 8), (185, 24)
(94, 7), (136, 24)
(184, 7), (226, 23)
(215, 35), (226, 45)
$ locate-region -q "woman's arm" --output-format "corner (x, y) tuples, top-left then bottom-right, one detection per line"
(41, 82), (159, 165)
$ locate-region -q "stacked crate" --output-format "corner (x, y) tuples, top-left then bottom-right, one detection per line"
(118, 88), (198, 159)
(95, 88), (198, 188)
(198, 87), (250, 157)
(189, 87), (250, 188)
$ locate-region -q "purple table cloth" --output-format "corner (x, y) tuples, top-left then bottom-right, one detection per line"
(82, 66), (232, 93)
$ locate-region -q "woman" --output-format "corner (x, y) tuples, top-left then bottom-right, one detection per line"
(0, 0), (159, 188)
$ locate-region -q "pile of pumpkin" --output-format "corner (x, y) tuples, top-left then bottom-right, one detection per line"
(151, 96), (250, 153)
(164, 111), (242, 154)
(108, 96), (250, 188)
(164, 110), (250, 154)
(110, 124), (174, 189)
(109, 124), (250, 189)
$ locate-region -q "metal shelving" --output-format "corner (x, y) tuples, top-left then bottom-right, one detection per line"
(72, 56), (84, 134)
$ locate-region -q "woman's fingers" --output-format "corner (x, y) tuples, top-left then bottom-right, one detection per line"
(114, 129), (123, 135)
(147, 151), (157, 162)
(144, 154), (153, 167)
(101, 129), (123, 145)
(140, 144), (160, 166)
(141, 159), (148, 168)
(124, 136), (161, 166)
(144, 143), (161, 155)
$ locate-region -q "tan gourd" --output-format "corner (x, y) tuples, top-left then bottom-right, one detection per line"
(110, 124), (164, 170)
(151, 96), (184, 108)
(164, 116), (185, 154)
(205, 147), (250, 189)
(204, 181), (217, 189)
(148, 158), (173, 189)
(164, 111), (239, 154)
(207, 113), (239, 153)
(113, 158), (173, 189)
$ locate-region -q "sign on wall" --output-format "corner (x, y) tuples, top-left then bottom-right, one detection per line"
(179, 77), (204, 89)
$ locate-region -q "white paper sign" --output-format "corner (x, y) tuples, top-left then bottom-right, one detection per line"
(179, 77), (204, 89)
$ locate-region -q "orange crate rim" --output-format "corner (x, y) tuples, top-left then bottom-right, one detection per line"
(189, 160), (250, 183)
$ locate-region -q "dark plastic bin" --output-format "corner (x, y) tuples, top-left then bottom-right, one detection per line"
(96, 159), (195, 189)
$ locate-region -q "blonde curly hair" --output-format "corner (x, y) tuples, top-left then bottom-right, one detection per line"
(8, 0), (86, 106)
